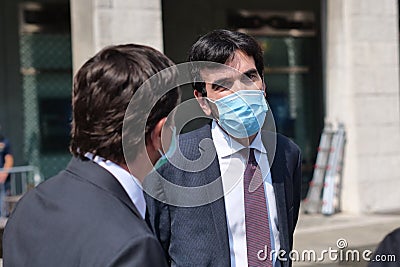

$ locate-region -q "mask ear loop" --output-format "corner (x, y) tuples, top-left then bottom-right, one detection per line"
(205, 98), (220, 123)
(262, 76), (267, 97)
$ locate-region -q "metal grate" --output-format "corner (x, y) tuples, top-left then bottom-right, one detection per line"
(1, 166), (43, 216)
(20, 32), (72, 179)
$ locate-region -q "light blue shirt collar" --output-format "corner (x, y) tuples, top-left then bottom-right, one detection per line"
(85, 153), (146, 219)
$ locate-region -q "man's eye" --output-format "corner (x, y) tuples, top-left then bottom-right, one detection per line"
(242, 74), (259, 84)
(216, 85), (229, 91)
(248, 73), (259, 80)
(213, 82), (231, 90)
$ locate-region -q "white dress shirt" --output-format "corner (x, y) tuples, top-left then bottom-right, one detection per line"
(85, 153), (146, 219)
(211, 121), (281, 267)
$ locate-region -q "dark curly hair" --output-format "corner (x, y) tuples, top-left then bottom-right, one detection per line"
(70, 44), (180, 165)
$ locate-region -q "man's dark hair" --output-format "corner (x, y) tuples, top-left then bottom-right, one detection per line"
(188, 29), (264, 95)
(70, 44), (180, 165)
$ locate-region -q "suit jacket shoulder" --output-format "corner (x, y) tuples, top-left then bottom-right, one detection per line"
(3, 157), (168, 267)
(180, 124), (301, 157)
(369, 227), (400, 267)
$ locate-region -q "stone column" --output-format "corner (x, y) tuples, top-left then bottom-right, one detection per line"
(70, 0), (163, 73)
(326, 0), (400, 213)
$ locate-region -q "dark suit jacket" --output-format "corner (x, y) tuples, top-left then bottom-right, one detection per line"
(144, 124), (302, 267)
(368, 227), (400, 267)
(3, 157), (168, 267)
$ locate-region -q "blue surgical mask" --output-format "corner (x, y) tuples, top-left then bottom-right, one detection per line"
(154, 126), (177, 169)
(208, 90), (268, 138)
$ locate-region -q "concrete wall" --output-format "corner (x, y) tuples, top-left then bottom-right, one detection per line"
(70, 0), (163, 73)
(326, 0), (400, 213)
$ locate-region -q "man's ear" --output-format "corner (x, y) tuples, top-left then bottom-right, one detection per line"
(150, 117), (167, 152)
(194, 90), (212, 116)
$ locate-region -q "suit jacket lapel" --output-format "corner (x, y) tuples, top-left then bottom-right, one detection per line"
(199, 124), (231, 265)
(271, 169), (290, 266)
(262, 132), (291, 265)
(66, 157), (142, 219)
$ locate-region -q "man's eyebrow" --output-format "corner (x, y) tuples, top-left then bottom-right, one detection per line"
(211, 77), (232, 90)
(210, 68), (259, 89)
(243, 68), (259, 78)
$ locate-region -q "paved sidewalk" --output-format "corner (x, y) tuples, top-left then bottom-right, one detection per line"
(293, 212), (400, 266)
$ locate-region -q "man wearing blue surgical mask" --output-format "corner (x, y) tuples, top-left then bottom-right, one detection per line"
(145, 29), (302, 267)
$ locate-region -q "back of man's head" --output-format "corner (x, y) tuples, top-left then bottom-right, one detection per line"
(188, 29), (264, 94)
(70, 44), (180, 165)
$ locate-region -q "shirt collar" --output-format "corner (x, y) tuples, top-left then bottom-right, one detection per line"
(85, 152), (146, 219)
(211, 120), (266, 158)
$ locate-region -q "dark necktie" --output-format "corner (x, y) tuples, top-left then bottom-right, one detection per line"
(244, 148), (273, 267)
